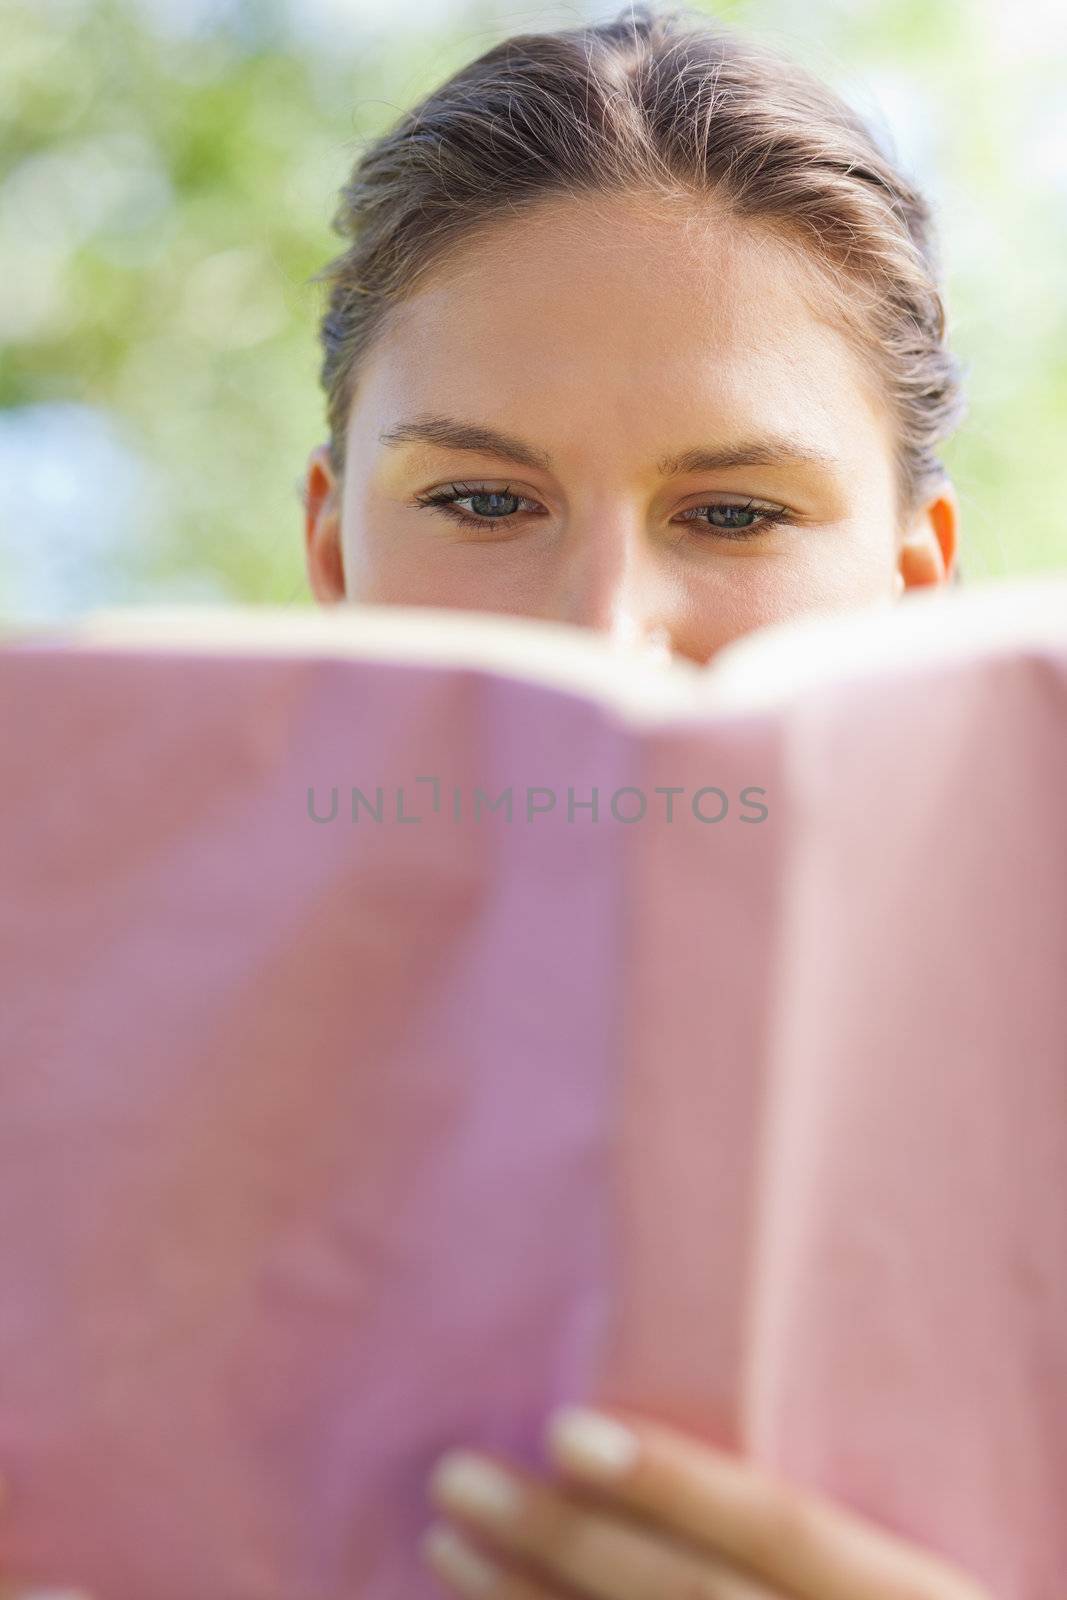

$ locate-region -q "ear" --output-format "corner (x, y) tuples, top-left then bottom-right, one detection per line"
(895, 479), (960, 596)
(303, 443), (347, 605)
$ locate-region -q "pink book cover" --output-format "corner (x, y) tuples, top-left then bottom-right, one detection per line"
(0, 575), (1065, 1600)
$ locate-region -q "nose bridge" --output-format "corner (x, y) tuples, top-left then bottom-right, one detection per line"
(557, 505), (660, 647)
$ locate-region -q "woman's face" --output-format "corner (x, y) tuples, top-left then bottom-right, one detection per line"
(304, 190), (958, 665)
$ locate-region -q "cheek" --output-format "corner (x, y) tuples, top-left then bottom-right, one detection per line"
(686, 534), (897, 658)
(339, 489), (449, 604)
(350, 555), (551, 612)
(341, 499), (555, 613)
(778, 521), (898, 613)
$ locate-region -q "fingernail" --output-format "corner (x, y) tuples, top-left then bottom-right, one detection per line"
(429, 1452), (521, 1523)
(421, 1522), (500, 1594)
(546, 1406), (640, 1477)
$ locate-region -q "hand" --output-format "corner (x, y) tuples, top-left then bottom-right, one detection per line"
(422, 1404), (995, 1599)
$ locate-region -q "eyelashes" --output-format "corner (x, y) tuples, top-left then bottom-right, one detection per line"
(674, 499), (793, 539)
(411, 481), (793, 540)
(414, 483), (544, 529)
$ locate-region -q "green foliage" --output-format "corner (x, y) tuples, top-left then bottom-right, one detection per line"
(1, 0), (1064, 616)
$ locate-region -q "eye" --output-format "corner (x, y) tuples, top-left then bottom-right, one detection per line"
(412, 483), (792, 541)
(412, 482), (543, 530)
(674, 499), (793, 540)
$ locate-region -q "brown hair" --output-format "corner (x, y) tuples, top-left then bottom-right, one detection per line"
(309, 1), (966, 543)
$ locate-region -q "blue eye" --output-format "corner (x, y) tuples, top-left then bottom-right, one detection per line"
(676, 501), (790, 536)
(413, 482), (791, 540)
(413, 482), (539, 529)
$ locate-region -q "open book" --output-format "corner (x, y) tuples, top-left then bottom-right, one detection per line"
(0, 574), (1065, 1600)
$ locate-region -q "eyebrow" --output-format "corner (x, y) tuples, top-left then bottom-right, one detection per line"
(378, 413), (839, 477)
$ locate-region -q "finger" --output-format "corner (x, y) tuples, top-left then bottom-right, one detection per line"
(426, 1450), (780, 1600)
(423, 1522), (551, 1598)
(543, 1407), (992, 1600)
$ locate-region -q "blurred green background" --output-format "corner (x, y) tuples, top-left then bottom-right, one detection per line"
(2, 0), (1065, 620)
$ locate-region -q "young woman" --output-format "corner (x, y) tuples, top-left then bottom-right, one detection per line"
(0, 8), (988, 1599)
(0, 0), (1009, 1585)
(299, 6), (991, 1600)
(0, 6), (1004, 1593)
(302, 3), (964, 674)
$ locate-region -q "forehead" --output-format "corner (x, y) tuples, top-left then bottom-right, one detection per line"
(351, 189), (891, 469)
